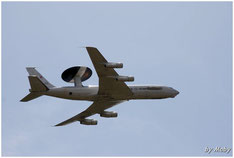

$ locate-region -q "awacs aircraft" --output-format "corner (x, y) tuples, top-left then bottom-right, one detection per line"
(21, 47), (179, 126)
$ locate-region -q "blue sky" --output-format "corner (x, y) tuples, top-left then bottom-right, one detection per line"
(2, 2), (232, 156)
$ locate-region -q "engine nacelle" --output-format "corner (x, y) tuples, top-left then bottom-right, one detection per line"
(104, 62), (123, 68)
(116, 76), (134, 82)
(80, 119), (97, 125)
(100, 111), (118, 118)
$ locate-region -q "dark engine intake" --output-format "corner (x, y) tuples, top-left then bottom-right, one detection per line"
(80, 119), (97, 125)
(100, 111), (118, 118)
(104, 62), (123, 68)
(115, 76), (134, 82)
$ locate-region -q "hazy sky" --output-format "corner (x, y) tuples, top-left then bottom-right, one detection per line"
(2, 2), (232, 156)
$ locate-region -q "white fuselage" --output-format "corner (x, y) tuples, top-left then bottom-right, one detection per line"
(44, 85), (179, 101)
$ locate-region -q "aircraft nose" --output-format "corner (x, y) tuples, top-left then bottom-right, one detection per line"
(172, 89), (179, 97)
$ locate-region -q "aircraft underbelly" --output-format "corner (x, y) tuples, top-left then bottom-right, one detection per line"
(46, 87), (98, 101)
(131, 90), (169, 99)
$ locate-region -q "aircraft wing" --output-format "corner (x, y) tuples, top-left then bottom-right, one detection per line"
(86, 47), (133, 97)
(55, 100), (123, 126)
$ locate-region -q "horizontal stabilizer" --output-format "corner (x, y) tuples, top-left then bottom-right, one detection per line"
(20, 92), (42, 102)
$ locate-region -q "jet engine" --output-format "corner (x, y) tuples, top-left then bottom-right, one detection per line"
(104, 62), (123, 68)
(115, 76), (134, 82)
(61, 66), (92, 87)
(80, 119), (98, 125)
(100, 111), (118, 118)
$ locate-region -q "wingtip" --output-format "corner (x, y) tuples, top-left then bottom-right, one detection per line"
(86, 46), (97, 49)
(54, 122), (67, 127)
(51, 124), (62, 127)
(54, 124), (61, 127)
(77, 46), (97, 49)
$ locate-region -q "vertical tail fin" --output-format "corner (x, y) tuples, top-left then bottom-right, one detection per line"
(28, 76), (49, 92)
(21, 68), (55, 102)
(26, 67), (55, 89)
(21, 76), (49, 102)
